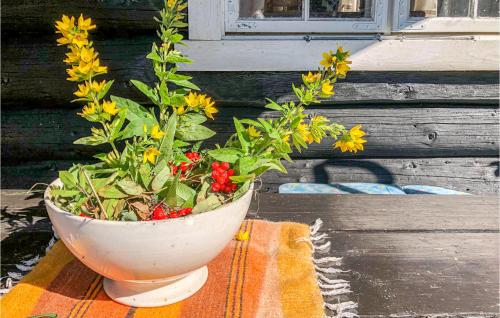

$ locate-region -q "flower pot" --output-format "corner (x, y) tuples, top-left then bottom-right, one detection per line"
(44, 179), (254, 307)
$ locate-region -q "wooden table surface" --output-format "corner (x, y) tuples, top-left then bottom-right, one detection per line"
(1, 191), (499, 317)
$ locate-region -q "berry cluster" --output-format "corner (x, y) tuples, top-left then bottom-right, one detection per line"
(171, 152), (201, 175)
(152, 204), (192, 220)
(210, 162), (238, 193)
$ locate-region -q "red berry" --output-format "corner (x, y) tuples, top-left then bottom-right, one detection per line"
(220, 162), (230, 170)
(193, 153), (200, 160)
(216, 168), (225, 175)
(184, 208), (192, 215)
(211, 171), (219, 179)
(223, 185), (232, 193)
(231, 183), (238, 190)
(169, 211), (178, 218)
(79, 213), (91, 218)
(186, 152), (193, 159)
(152, 205), (168, 220)
(180, 163), (188, 172)
(211, 183), (221, 192)
(211, 162), (220, 170)
(172, 165), (178, 174)
(216, 176), (226, 185)
(227, 169), (235, 177)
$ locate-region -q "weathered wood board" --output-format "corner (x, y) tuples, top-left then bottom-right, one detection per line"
(2, 35), (499, 108)
(2, 158), (498, 194)
(2, 106), (498, 162)
(2, 192), (498, 316)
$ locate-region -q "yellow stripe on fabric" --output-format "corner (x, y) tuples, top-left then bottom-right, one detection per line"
(0, 241), (75, 318)
(224, 221), (249, 318)
(133, 302), (182, 318)
(277, 223), (324, 318)
(233, 221), (253, 318)
(68, 275), (102, 318)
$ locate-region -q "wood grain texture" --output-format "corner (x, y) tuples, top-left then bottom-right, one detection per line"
(1, 192), (498, 316)
(2, 35), (499, 108)
(2, 106), (498, 162)
(2, 158), (498, 194)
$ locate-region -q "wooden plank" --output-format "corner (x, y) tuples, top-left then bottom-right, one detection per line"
(188, 0), (223, 40)
(323, 232), (499, 315)
(2, 35), (499, 108)
(2, 157), (498, 194)
(2, 191), (498, 234)
(1, 0), (163, 36)
(2, 106), (498, 162)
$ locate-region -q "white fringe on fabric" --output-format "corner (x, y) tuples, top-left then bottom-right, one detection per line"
(0, 232), (57, 295)
(296, 218), (359, 318)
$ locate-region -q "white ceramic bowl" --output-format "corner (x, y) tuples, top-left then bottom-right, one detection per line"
(44, 179), (253, 307)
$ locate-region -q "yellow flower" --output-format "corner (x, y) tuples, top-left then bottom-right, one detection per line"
(303, 71), (321, 83)
(102, 100), (118, 115)
(202, 96), (218, 119)
(336, 60), (352, 77)
(55, 15), (75, 35)
(247, 126), (261, 138)
(334, 125), (367, 153)
(79, 102), (96, 116)
(167, 0), (176, 8)
(79, 47), (97, 63)
(235, 230), (249, 241)
(320, 51), (336, 68)
(77, 14), (96, 31)
(143, 147), (161, 164)
(151, 124), (165, 140)
(321, 81), (334, 96)
(176, 106), (187, 115)
(66, 58), (107, 81)
(74, 82), (91, 97)
(184, 92), (199, 108)
(297, 122), (313, 144)
(91, 80), (106, 92)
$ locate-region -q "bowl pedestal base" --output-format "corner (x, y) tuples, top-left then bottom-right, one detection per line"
(103, 266), (208, 307)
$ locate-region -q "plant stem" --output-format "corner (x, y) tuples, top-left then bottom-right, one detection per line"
(81, 168), (106, 219)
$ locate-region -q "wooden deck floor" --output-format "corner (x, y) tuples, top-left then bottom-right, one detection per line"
(1, 191), (499, 317)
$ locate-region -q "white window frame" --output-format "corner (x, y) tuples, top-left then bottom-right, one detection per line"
(183, 0), (500, 71)
(393, 0), (500, 32)
(225, 0), (389, 33)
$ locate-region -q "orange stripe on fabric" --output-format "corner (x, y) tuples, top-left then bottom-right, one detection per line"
(71, 276), (103, 318)
(240, 220), (278, 318)
(0, 241), (75, 318)
(133, 301), (182, 318)
(224, 221), (249, 318)
(179, 230), (239, 318)
(29, 258), (99, 318)
(77, 288), (130, 318)
(277, 223), (324, 318)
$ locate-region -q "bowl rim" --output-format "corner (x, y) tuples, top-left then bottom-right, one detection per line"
(44, 178), (254, 224)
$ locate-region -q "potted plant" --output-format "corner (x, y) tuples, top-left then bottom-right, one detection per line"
(46, 0), (366, 307)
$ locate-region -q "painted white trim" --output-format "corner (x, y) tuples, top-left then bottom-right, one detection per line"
(188, 0), (224, 40)
(225, 0), (389, 33)
(392, 0), (500, 33)
(179, 36), (500, 71)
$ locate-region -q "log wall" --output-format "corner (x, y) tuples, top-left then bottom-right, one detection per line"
(1, 1), (499, 194)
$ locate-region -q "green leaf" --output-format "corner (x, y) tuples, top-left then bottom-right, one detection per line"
(176, 124), (215, 141)
(110, 96), (155, 121)
(120, 117), (158, 140)
(151, 166), (171, 192)
(73, 135), (107, 146)
(180, 113), (207, 125)
(192, 195), (222, 214)
(59, 170), (77, 188)
(229, 174), (255, 182)
(102, 199), (118, 219)
(159, 113), (177, 162)
(264, 99), (283, 111)
(130, 80), (159, 104)
(168, 79), (200, 90)
(97, 80), (114, 100)
(207, 148), (244, 163)
(146, 50), (163, 62)
(138, 164), (153, 189)
(233, 180), (251, 201)
(117, 180), (144, 196)
(109, 110), (126, 141)
(120, 210), (138, 221)
(51, 189), (81, 197)
(98, 185), (128, 199)
(233, 118), (249, 153)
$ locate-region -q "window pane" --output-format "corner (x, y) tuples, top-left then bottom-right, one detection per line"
(239, 0), (303, 19)
(409, 0), (471, 17)
(478, 0), (499, 17)
(310, 0), (372, 18)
